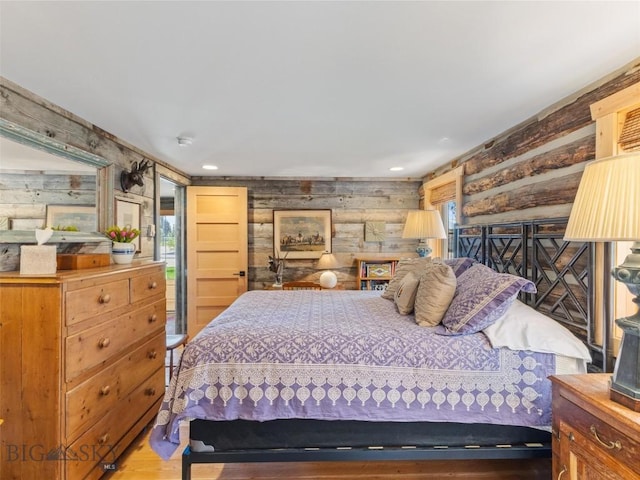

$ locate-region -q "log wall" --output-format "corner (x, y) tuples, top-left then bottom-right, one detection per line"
(424, 58), (640, 225)
(189, 176), (422, 290)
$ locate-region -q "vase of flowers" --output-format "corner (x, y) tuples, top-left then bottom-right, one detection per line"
(268, 251), (287, 287)
(105, 225), (140, 264)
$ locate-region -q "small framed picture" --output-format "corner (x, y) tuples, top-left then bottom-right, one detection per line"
(115, 197), (142, 253)
(46, 205), (97, 232)
(273, 209), (332, 259)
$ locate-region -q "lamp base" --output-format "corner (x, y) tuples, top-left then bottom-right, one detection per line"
(319, 270), (338, 289)
(416, 244), (432, 258)
(610, 387), (640, 412)
(609, 242), (640, 411)
(610, 316), (640, 412)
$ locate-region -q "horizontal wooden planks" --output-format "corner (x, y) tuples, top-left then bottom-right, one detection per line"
(191, 177), (422, 290)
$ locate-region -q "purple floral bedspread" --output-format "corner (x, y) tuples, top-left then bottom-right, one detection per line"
(150, 290), (556, 460)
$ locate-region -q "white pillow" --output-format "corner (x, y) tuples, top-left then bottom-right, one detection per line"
(483, 300), (592, 361)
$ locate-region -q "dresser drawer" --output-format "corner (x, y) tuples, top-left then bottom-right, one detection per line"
(65, 279), (130, 326)
(131, 268), (166, 303)
(134, 300), (167, 332)
(558, 403), (640, 474)
(65, 367), (164, 480)
(65, 300), (165, 381)
(66, 332), (165, 439)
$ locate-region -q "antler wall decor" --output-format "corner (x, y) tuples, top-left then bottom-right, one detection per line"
(120, 159), (152, 193)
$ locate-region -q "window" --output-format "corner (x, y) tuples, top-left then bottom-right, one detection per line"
(423, 166), (463, 259)
(441, 201), (457, 258)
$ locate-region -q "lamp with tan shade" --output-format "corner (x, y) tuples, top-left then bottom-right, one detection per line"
(564, 152), (640, 411)
(401, 210), (447, 257)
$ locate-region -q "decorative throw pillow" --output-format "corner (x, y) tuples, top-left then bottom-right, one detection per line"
(413, 262), (457, 326)
(381, 257), (432, 300)
(442, 257), (477, 277)
(393, 270), (421, 315)
(439, 263), (536, 335)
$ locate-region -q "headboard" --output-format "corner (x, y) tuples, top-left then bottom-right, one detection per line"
(454, 217), (609, 373)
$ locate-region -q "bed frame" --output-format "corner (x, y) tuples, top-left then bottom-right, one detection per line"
(181, 217), (602, 479)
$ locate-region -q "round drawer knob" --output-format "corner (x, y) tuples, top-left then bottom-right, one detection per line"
(97, 433), (110, 445)
(98, 337), (111, 349)
(149, 281), (158, 289)
(99, 293), (111, 304)
(145, 387), (156, 396)
(148, 350), (157, 359)
(148, 314), (157, 323)
(100, 385), (111, 396)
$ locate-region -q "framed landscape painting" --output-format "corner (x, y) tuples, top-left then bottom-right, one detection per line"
(273, 209), (331, 259)
(46, 205), (97, 232)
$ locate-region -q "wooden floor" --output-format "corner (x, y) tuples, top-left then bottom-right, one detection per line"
(104, 424), (552, 480)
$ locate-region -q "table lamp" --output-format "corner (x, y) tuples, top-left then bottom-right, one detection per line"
(317, 252), (340, 288)
(564, 152), (640, 411)
(401, 210), (447, 257)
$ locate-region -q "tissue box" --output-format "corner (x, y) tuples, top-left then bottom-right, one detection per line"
(20, 245), (57, 274)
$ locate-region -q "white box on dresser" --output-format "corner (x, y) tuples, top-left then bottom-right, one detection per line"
(0, 261), (166, 480)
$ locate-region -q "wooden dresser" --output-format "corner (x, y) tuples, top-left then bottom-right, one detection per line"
(551, 374), (640, 480)
(0, 261), (166, 480)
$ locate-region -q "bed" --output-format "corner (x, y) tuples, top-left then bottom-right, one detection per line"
(150, 218), (603, 479)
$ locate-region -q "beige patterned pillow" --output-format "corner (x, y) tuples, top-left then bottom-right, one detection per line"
(381, 257), (432, 300)
(393, 270), (420, 315)
(414, 263), (457, 327)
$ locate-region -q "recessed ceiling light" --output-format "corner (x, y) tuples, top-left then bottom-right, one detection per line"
(202, 164), (218, 170)
(389, 166), (404, 171)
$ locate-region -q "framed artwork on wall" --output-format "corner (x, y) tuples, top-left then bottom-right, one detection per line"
(46, 205), (97, 232)
(273, 209), (331, 259)
(115, 197), (142, 253)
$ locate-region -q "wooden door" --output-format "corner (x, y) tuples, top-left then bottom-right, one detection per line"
(186, 186), (248, 338)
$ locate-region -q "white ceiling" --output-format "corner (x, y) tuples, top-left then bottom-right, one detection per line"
(1, 1), (639, 179)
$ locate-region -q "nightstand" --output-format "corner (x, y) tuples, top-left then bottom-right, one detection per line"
(550, 374), (640, 479)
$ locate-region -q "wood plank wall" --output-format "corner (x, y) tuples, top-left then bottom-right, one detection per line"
(189, 177), (423, 290)
(0, 76), (189, 261)
(0, 173), (95, 227)
(423, 58), (640, 225)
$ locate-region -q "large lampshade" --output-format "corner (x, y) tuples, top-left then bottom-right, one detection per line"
(402, 210), (447, 257)
(564, 152), (640, 411)
(402, 210), (447, 240)
(564, 153), (640, 242)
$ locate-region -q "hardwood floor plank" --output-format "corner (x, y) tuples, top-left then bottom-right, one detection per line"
(104, 425), (551, 480)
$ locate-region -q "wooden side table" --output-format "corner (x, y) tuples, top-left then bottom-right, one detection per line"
(550, 374), (640, 479)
